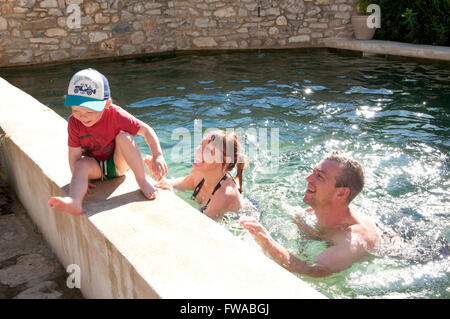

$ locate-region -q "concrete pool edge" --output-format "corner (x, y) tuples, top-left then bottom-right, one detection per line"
(323, 38), (450, 62)
(0, 77), (325, 299)
(1, 39), (448, 71)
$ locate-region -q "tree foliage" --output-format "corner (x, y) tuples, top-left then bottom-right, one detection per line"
(372, 0), (450, 46)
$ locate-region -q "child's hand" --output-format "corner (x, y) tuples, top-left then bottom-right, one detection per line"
(145, 155), (167, 180)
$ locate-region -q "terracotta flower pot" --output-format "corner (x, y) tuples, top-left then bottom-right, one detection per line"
(351, 15), (376, 40)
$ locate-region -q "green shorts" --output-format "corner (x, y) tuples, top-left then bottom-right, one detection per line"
(96, 157), (121, 180)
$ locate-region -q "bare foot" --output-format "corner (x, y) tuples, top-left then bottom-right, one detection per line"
(137, 177), (158, 200)
(48, 196), (83, 216)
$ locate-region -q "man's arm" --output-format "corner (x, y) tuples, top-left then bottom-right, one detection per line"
(239, 217), (365, 277)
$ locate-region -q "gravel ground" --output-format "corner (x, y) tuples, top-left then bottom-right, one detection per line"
(0, 179), (83, 299)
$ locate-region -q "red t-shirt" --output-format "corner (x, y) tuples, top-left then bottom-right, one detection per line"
(68, 104), (142, 161)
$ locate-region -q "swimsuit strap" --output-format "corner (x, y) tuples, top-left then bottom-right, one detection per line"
(195, 174), (231, 214)
(191, 178), (205, 201)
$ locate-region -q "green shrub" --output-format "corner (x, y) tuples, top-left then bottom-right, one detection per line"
(373, 0), (450, 46)
(0, 134), (7, 146)
(357, 0), (374, 15)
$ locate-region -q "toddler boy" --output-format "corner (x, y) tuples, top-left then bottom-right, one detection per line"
(48, 68), (167, 216)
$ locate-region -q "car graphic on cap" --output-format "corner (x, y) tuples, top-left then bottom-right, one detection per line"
(74, 84), (97, 96)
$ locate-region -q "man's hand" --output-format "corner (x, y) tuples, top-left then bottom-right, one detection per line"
(239, 216), (330, 277)
(238, 217), (276, 252)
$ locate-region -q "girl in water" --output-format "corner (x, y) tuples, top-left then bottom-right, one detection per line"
(145, 130), (247, 220)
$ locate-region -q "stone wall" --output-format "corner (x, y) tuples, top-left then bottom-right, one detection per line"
(0, 0), (357, 67)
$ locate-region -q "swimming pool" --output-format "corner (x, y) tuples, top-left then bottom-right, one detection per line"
(1, 49), (449, 299)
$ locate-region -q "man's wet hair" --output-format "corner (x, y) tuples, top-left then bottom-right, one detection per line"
(324, 151), (365, 203)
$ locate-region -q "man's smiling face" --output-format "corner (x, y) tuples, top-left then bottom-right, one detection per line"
(303, 159), (342, 208)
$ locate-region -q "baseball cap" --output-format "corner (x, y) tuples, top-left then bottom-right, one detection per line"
(64, 68), (111, 112)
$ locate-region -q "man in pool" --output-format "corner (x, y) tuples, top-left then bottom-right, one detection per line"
(239, 151), (380, 277)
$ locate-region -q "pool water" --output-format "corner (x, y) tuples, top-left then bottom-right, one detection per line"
(2, 49), (449, 299)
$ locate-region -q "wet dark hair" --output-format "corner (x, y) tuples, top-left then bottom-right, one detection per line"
(205, 130), (247, 193)
(324, 151), (365, 203)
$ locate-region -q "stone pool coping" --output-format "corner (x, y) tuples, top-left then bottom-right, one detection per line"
(0, 77), (325, 299)
(323, 38), (450, 62)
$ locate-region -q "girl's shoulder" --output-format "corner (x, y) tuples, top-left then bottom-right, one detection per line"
(215, 177), (243, 208)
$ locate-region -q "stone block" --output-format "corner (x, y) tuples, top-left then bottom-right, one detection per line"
(238, 8), (247, 17)
(194, 17), (216, 28)
(88, 32), (108, 43)
(40, 0), (57, 8)
(193, 37), (217, 47)
(29, 37), (59, 44)
(269, 27), (279, 35)
(95, 13), (110, 24)
(112, 22), (131, 34)
(70, 46), (87, 56)
(48, 8), (63, 16)
(221, 40), (238, 49)
(0, 254), (56, 287)
(280, 0), (305, 14)
(13, 7), (29, 14)
(17, 0), (36, 8)
(0, 215), (27, 262)
(298, 27), (312, 34)
(309, 23), (328, 29)
(13, 281), (62, 299)
(131, 31), (145, 45)
(214, 7), (235, 17)
(100, 38), (115, 53)
(0, 17), (7, 31)
(49, 50), (69, 61)
(263, 7), (281, 16)
(276, 16), (287, 26)
(339, 4), (353, 12)
(288, 34), (310, 42)
(120, 44), (137, 55)
(306, 6), (321, 17)
(84, 2), (100, 15)
(23, 17), (57, 29)
(147, 9), (161, 16)
(334, 12), (351, 19)
(45, 28), (67, 37)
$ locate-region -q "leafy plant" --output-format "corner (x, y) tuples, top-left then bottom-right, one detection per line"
(0, 134), (7, 147)
(374, 0), (450, 46)
(0, 133), (9, 181)
(357, 0), (374, 15)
